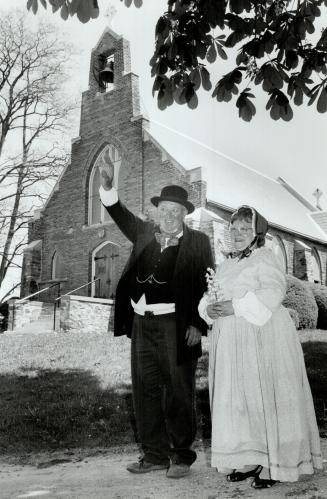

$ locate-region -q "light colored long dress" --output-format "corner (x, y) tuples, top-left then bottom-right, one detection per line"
(198, 247), (322, 482)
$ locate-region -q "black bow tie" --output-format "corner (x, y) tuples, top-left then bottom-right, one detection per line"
(154, 232), (180, 249)
(229, 247), (253, 260)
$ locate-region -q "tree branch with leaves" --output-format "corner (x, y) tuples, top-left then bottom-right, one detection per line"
(27, 0), (327, 121)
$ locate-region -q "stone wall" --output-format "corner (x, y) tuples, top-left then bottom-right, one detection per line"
(7, 296), (111, 334)
(60, 295), (113, 334)
(21, 222), (43, 297)
(142, 138), (206, 222)
(7, 300), (55, 331)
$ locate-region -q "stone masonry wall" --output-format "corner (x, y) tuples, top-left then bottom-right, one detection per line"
(142, 140), (207, 223)
(7, 300), (54, 331)
(60, 295), (113, 334)
(294, 247), (311, 281)
(21, 217), (44, 298)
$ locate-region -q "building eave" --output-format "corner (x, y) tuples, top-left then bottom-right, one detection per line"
(277, 176), (317, 211)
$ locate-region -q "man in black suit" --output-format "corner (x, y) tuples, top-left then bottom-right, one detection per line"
(99, 162), (213, 478)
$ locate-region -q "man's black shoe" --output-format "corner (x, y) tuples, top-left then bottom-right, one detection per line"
(126, 457), (168, 474)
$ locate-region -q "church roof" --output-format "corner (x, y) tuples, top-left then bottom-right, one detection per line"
(147, 121), (327, 244)
(310, 211), (327, 240)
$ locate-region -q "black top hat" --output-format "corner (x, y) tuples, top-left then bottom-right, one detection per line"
(151, 185), (195, 214)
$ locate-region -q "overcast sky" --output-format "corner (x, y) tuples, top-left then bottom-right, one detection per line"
(1, 0), (327, 300)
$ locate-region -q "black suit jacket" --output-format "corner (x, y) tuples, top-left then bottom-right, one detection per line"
(105, 200), (214, 365)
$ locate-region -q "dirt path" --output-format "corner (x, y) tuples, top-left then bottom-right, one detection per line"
(0, 441), (326, 499)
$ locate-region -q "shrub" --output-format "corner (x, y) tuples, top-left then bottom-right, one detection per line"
(308, 283), (327, 330)
(287, 308), (300, 329)
(282, 276), (318, 330)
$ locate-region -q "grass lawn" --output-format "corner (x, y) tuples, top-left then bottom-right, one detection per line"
(0, 329), (325, 456)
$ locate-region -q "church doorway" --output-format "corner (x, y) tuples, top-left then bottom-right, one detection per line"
(92, 242), (120, 299)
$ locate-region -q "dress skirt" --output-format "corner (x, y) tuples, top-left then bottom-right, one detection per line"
(209, 306), (322, 482)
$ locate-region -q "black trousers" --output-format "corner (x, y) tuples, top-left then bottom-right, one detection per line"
(131, 313), (197, 466)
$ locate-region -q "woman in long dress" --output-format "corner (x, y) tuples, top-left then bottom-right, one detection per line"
(198, 205), (322, 489)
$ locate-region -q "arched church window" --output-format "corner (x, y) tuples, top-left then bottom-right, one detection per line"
(311, 248), (322, 283)
(274, 236), (288, 273)
(51, 251), (64, 279)
(267, 234), (288, 273)
(88, 144), (121, 225)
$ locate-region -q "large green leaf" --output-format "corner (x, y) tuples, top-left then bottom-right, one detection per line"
(60, 3), (69, 20)
(206, 43), (217, 63)
(29, 0), (325, 123)
(317, 86), (327, 113)
(236, 92), (256, 121)
(201, 67), (212, 91)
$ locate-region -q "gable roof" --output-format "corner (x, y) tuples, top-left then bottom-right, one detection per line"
(92, 26), (121, 51)
(147, 120), (327, 244)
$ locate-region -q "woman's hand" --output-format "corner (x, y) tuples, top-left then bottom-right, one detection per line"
(206, 302), (221, 320)
(206, 300), (234, 319)
(216, 300), (234, 317)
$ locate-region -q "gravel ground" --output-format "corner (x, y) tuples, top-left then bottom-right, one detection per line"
(0, 441), (326, 499)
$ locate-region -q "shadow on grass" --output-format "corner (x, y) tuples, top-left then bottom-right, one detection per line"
(0, 368), (137, 454)
(302, 341), (327, 432)
(0, 341), (325, 456)
(0, 362), (212, 455)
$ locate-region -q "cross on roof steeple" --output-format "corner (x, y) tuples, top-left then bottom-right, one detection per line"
(313, 188), (323, 210)
(104, 3), (117, 27)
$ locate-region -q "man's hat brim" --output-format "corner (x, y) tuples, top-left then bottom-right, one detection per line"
(151, 195), (194, 214)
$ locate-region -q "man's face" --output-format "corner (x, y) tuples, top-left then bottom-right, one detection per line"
(157, 201), (186, 234)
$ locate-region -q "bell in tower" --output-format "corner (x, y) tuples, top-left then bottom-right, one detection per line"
(99, 54), (114, 87)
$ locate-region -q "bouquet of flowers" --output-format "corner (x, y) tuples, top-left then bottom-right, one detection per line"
(205, 267), (226, 303)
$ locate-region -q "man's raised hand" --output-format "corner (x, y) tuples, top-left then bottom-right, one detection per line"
(99, 149), (115, 190)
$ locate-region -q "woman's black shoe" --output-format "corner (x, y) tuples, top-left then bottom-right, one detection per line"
(251, 476), (278, 489)
(227, 465), (262, 482)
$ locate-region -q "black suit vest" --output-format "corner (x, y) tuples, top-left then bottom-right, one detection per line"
(129, 237), (181, 304)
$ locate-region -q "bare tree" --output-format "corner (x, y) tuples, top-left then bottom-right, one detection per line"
(0, 10), (75, 302)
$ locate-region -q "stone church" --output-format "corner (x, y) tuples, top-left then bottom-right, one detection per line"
(9, 27), (327, 333)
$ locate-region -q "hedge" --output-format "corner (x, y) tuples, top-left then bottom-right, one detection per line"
(282, 276), (318, 330)
(308, 283), (327, 330)
(287, 308), (300, 329)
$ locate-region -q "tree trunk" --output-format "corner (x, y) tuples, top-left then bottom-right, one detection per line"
(0, 101), (29, 287)
(0, 173), (23, 285)
(0, 121), (9, 160)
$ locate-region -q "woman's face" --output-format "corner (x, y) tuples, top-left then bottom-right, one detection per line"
(230, 218), (255, 251)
